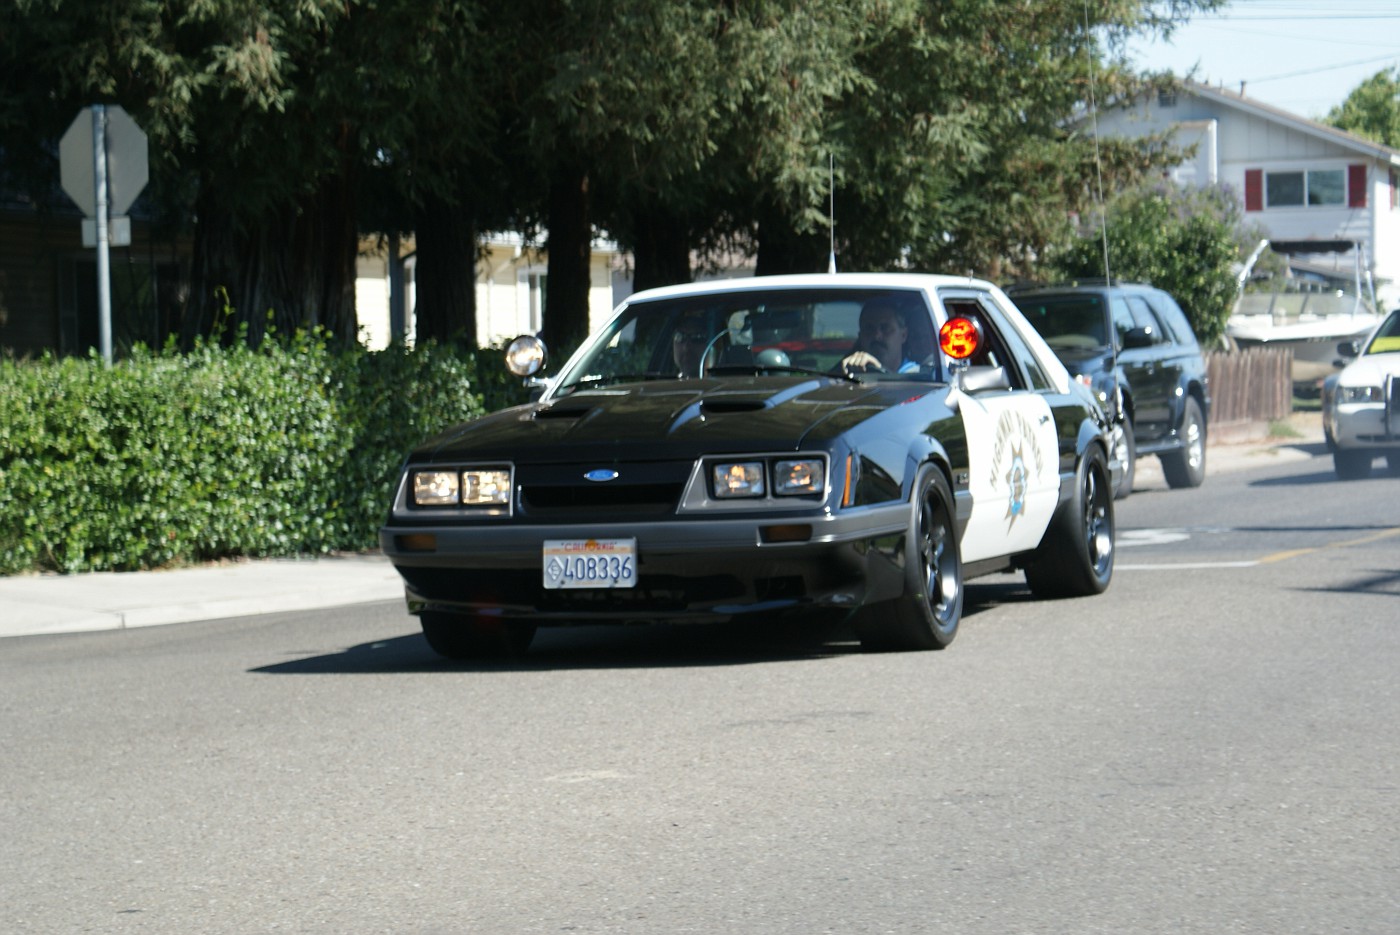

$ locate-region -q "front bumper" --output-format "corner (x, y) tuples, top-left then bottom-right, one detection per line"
(1331, 403), (1400, 451)
(380, 504), (911, 624)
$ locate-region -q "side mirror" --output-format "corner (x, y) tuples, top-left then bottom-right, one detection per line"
(1336, 339), (1360, 360)
(1121, 326), (1154, 350)
(505, 334), (548, 377)
(959, 365), (1011, 394)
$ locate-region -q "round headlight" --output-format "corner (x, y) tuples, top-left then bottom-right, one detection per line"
(505, 334), (547, 377)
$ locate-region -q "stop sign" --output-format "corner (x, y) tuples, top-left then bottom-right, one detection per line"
(59, 105), (149, 218)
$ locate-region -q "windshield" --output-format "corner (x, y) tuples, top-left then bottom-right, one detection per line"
(1014, 295), (1112, 351)
(1365, 310), (1400, 355)
(551, 287), (943, 395)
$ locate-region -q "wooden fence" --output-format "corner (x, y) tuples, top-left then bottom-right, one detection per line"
(1205, 346), (1293, 424)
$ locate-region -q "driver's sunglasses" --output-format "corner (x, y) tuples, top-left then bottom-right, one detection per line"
(674, 331), (707, 343)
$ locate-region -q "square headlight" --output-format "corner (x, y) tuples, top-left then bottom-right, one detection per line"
(773, 458), (824, 496)
(412, 470), (460, 506)
(1341, 385), (1383, 404)
(462, 469), (511, 505)
(713, 461), (766, 499)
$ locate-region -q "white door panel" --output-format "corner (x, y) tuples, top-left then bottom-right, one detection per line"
(957, 390), (1060, 562)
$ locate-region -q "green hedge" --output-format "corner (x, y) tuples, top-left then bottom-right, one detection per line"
(0, 338), (529, 574)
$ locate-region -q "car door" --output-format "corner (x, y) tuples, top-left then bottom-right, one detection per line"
(1119, 294), (1176, 442)
(939, 292), (1060, 564)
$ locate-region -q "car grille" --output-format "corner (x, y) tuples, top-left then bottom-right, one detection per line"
(517, 460), (692, 519)
(521, 482), (684, 517)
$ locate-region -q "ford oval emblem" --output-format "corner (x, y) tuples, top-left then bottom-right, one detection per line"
(584, 469), (620, 482)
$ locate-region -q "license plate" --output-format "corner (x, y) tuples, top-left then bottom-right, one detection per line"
(543, 538), (637, 589)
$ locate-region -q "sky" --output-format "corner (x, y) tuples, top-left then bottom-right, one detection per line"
(1126, 0), (1400, 121)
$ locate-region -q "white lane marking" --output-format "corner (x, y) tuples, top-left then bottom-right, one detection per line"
(1118, 528), (1193, 547)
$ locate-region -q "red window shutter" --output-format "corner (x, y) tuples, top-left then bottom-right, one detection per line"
(1348, 164), (1367, 208)
(1244, 169), (1263, 211)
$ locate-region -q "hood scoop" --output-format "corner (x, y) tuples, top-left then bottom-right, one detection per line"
(700, 398), (768, 415)
(532, 404), (593, 421)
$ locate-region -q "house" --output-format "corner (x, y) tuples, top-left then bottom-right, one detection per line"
(1092, 80), (1400, 310)
(354, 233), (624, 351)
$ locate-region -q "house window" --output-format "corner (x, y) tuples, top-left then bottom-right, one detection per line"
(1262, 169), (1346, 208)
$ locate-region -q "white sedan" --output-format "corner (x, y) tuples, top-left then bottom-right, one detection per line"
(1322, 307), (1400, 479)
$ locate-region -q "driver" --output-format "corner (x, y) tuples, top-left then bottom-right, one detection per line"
(842, 297), (918, 373)
(672, 313), (710, 376)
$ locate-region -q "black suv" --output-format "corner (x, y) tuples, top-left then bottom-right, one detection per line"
(1009, 282), (1210, 497)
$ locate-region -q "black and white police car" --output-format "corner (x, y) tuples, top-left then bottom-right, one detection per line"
(380, 273), (1117, 658)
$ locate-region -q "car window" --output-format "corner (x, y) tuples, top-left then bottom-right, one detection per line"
(1365, 311), (1400, 354)
(552, 287), (941, 394)
(1012, 294), (1111, 351)
(1145, 293), (1197, 346)
(941, 295), (1054, 391)
(1109, 296), (1136, 347)
(1125, 296), (1169, 345)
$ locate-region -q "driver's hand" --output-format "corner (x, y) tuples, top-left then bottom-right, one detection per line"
(840, 350), (885, 372)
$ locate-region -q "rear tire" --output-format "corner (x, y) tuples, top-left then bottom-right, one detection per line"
(1161, 397), (1206, 489)
(1025, 446), (1114, 598)
(1334, 448), (1373, 480)
(857, 467), (963, 652)
(420, 612), (536, 660)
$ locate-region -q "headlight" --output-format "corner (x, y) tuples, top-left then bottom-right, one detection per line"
(1340, 386), (1383, 404)
(713, 461), (766, 498)
(412, 470), (460, 506)
(462, 469), (511, 505)
(411, 467), (512, 507)
(773, 459), (824, 496)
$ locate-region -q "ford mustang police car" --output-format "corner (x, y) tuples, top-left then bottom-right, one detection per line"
(380, 273), (1117, 658)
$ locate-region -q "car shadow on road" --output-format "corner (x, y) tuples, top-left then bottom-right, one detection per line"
(251, 595), (1013, 674)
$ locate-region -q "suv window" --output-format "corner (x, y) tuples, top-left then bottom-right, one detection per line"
(1109, 295), (1136, 348)
(1145, 292), (1198, 347)
(1125, 296), (1169, 345)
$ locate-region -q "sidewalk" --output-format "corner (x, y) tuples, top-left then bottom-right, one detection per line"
(0, 414), (1326, 641)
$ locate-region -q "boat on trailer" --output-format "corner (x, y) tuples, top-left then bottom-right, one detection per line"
(1228, 238), (1383, 389)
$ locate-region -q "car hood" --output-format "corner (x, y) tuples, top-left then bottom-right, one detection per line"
(1049, 345), (1114, 375)
(1338, 352), (1400, 387)
(411, 376), (933, 462)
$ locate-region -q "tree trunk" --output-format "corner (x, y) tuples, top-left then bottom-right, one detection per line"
(414, 196), (478, 346)
(186, 169), (360, 348)
(630, 207), (692, 294)
(543, 166), (593, 358)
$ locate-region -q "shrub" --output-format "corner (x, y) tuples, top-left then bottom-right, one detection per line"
(0, 338), (529, 574)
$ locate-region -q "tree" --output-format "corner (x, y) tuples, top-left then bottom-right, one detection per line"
(1326, 67), (1400, 149)
(1048, 182), (1251, 345)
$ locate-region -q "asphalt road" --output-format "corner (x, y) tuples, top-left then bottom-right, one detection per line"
(3, 445), (1398, 934)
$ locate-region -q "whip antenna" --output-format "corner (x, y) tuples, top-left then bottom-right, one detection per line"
(1084, 0), (1110, 284)
(828, 153), (837, 274)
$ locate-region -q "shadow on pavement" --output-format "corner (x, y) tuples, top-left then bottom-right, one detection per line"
(252, 583), (1023, 675)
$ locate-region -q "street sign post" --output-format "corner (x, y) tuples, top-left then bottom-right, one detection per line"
(59, 105), (149, 364)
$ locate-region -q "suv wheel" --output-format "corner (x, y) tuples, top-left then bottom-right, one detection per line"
(1160, 397), (1206, 488)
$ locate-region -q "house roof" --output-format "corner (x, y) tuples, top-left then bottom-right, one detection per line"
(1176, 80), (1400, 167)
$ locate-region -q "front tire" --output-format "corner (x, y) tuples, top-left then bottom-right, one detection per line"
(1161, 397), (1206, 489)
(1025, 446), (1114, 598)
(420, 611), (536, 660)
(1334, 448), (1373, 480)
(857, 467), (963, 652)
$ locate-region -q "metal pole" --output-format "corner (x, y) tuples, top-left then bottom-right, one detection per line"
(92, 104), (113, 364)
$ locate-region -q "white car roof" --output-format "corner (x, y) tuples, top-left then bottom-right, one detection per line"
(623, 272), (1000, 304)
